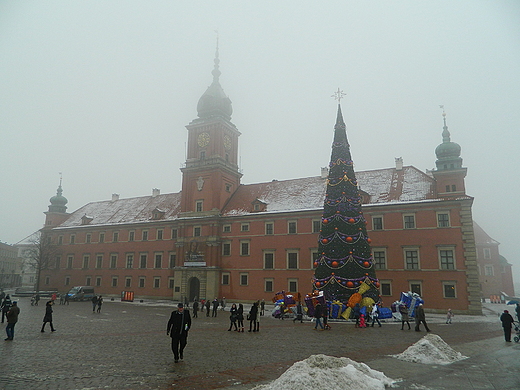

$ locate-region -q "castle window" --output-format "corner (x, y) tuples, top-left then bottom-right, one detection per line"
(139, 254), (147, 269)
(194, 226), (201, 237)
(437, 212), (450, 228)
(372, 216), (383, 230)
(126, 254), (134, 269)
(85, 277), (91, 286)
(443, 282), (457, 298)
(96, 277), (102, 287)
(312, 220), (321, 233)
(83, 255), (90, 269)
(446, 185), (450, 192)
(264, 251), (274, 269)
(404, 249), (420, 270)
(67, 256), (73, 269)
(223, 225), (231, 233)
(168, 278), (175, 289)
(439, 249), (455, 270)
(110, 254), (117, 269)
(139, 277), (145, 288)
(373, 250), (387, 270)
(410, 282), (422, 296)
(70, 234), (75, 244)
(112, 277), (118, 287)
(113, 232), (119, 242)
(240, 273), (248, 286)
(241, 223), (249, 232)
(240, 241), (250, 256)
(287, 251), (298, 269)
(380, 281), (392, 296)
(225, 184), (231, 192)
(153, 277), (160, 288)
(125, 277), (131, 288)
(142, 230), (148, 241)
(171, 229), (178, 239)
(288, 221), (297, 234)
(264, 279), (273, 292)
(58, 235), (63, 245)
(222, 242), (231, 256)
(196, 200), (203, 212)
(403, 214), (415, 229)
(65, 276), (70, 286)
(154, 253), (163, 268)
(86, 234), (91, 243)
(200, 151), (206, 159)
(265, 222), (274, 235)
(484, 265), (494, 276)
(169, 253), (176, 268)
(157, 229), (163, 240)
(129, 231), (135, 241)
(288, 279), (298, 293)
(99, 233), (105, 243)
(222, 273), (230, 285)
(483, 248), (491, 259)
(96, 255), (103, 269)
(451, 185), (456, 192)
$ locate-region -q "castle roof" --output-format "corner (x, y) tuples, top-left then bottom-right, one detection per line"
(52, 165), (444, 229)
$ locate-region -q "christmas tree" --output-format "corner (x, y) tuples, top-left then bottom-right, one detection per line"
(313, 103), (380, 308)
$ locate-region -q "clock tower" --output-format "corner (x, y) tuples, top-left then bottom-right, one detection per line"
(180, 45), (242, 214)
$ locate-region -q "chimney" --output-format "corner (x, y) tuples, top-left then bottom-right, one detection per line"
(112, 193), (119, 201)
(321, 167), (329, 179)
(395, 157), (403, 171)
(152, 188), (160, 197)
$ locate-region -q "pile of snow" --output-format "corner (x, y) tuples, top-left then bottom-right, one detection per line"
(391, 333), (468, 365)
(253, 354), (395, 390)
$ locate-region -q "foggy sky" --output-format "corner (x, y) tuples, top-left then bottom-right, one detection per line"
(1, 1), (519, 284)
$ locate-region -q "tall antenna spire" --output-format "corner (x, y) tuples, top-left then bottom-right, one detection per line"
(212, 30), (221, 82)
(439, 105), (450, 142)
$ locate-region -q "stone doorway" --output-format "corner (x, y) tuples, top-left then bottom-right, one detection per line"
(188, 277), (200, 302)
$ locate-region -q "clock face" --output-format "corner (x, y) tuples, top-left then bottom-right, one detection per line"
(197, 132), (210, 147)
(223, 134), (232, 150)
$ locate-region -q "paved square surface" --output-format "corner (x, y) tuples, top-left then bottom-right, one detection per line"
(1, 297), (518, 389)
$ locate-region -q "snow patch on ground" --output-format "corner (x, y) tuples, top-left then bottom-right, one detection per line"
(391, 333), (468, 365)
(253, 354), (396, 390)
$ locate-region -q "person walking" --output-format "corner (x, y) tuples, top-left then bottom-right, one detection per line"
(91, 295), (98, 312)
(1, 294), (12, 323)
(97, 296), (103, 313)
(41, 300), (56, 332)
(371, 304), (382, 327)
(260, 299), (265, 316)
(515, 304), (520, 323)
(221, 297), (226, 311)
(35, 293), (40, 306)
(414, 304), (431, 332)
(228, 303), (238, 331)
(237, 303), (245, 332)
(353, 303), (361, 328)
(205, 299), (211, 317)
(5, 301), (20, 341)
(399, 304), (411, 330)
(313, 303), (324, 330)
(212, 298), (219, 317)
(166, 303), (191, 363)
(500, 309), (515, 342)
(248, 301), (259, 332)
(192, 300), (199, 318)
(446, 308), (454, 324)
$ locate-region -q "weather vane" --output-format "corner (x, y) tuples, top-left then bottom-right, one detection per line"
(439, 104), (446, 117)
(332, 88), (346, 103)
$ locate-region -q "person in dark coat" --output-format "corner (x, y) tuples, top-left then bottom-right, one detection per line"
(414, 304), (431, 332)
(228, 303), (238, 331)
(353, 303), (361, 328)
(96, 296), (103, 313)
(41, 300), (56, 332)
(1, 294), (12, 323)
(515, 304), (520, 323)
(91, 295), (98, 312)
(314, 303), (324, 330)
(205, 299), (211, 317)
(211, 298), (219, 317)
(248, 301), (259, 332)
(5, 301), (20, 341)
(167, 303), (192, 363)
(500, 309), (515, 342)
(293, 302), (304, 323)
(237, 303), (245, 332)
(192, 300), (198, 318)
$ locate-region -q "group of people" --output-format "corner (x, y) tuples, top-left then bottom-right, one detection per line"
(91, 295), (103, 313)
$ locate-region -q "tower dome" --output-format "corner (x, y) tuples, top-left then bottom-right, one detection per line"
(435, 111), (463, 171)
(196, 42), (232, 120)
(48, 182), (68, 213)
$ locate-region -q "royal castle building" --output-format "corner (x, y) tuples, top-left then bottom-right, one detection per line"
(37, 51), (513, 314)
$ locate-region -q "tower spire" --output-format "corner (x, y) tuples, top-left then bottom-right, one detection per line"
(212, 32), (221, 83)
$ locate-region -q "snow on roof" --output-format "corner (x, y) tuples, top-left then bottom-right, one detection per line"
(54, 165), (437, 228)
(57, 193), (182, 229)
(223, 165), (436, 216)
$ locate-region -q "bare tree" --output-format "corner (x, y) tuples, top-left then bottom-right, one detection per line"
(27, 230), (59, 293)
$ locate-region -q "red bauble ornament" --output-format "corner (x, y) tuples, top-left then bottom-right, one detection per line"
(322, 238), (328, 244)
(349, 218), (355, 223)
(367, 238), (372, 243)
(323, 219), (329, 224)
(315, 282), (321, 287)
(363, 261), (370, 267)
(332, 261), (339, 268)
(346, 236), (353, 242)
(313, 262), (318, 267)
(346, 281), (354, 288)
(375, 282), (380, 288)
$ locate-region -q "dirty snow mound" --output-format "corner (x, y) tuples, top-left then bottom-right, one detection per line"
(253, 354), (395, 390)
(392, 333), (468, 365)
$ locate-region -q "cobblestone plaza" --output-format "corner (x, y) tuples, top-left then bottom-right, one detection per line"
(1, 297), (518, 389)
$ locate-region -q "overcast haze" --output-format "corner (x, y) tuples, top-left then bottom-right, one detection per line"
(1, 2), (519, 284)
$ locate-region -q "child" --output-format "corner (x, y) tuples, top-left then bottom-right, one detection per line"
(446, 308), (454, 324)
